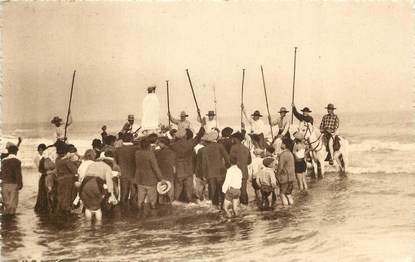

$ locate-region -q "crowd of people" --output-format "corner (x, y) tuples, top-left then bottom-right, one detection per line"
(0, 85), (341, 221)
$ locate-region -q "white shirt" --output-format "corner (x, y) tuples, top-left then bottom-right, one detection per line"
(222, 165), (243, 192)
(250, 119), (266, 135)
(77, 160), (94, 183)
(141, 93), (160, 130)
(205, 119), (218, 132)
(54, 126), (64, 141)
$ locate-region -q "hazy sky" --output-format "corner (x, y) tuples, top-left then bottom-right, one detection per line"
(2, 2), (413, 124)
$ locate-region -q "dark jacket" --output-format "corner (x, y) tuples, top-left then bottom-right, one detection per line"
(115, 144), (139, 181)
(55, 157), (78, 178)
(218, 137), (233, 154)
(155, 147), (176, 181)
(135, 149), (163, 186)
(0, 155), (23, 189)
(229, 142), (252, 180)
(293, 106), (314, 125)
(201, 142), (230, 179)
(170, 127), (205, 178)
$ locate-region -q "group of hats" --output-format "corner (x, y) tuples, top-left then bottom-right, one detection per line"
(251, 107), (289, 117)
(249, 104), (334, 117)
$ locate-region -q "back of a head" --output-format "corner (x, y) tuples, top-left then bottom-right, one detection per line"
(83, 149), (96, 161)
(147, 133), (159, 144)
(221, 127), (233, 138)
(38, 143), (47, 152)
(92, 138), (102, 148)
(7, 145), (18, 155)
(56, 141), (68, 155)
(140, 137), (151, 150)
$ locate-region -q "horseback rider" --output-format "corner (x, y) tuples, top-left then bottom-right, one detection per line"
(269, 107), (291, 140)
(292, 103), (313, 125)
(319, 103), (339, 165)
(241, 105), (267, 149)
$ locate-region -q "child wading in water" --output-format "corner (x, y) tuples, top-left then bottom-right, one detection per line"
(276, 138), (296, 207)
(222, 156), (243, 218)
(256, 157), (278, 209)
(293, 132), (308, 192)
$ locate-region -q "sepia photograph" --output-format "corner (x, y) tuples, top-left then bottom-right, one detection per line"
(0, 1), (413, 261)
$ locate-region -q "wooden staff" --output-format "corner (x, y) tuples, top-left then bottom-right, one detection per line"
(291, 47), (298, 124)
(64, 70), (76, 141)
(240, 69), (246, 129)
(213, 85), (218, 128)
(260, 65), (273, 139)
(185, 69), (202, 121)
(166, 80), (171, 129)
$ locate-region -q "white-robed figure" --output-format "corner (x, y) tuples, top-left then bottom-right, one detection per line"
(198, 110), (219, 132)
(141, 86), (160, 134)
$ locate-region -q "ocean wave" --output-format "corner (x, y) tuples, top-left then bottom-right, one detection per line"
(348, 140), (415, 153)
(347, 166), (415, 175)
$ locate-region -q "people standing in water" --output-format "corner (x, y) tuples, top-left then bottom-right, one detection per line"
(34, 144), (50, 213)
(101, 125), (108, 144)
(222, 155), (242, 218)
(276, 138), (296, 207)
(320, 103), (340, 165)
(229, 131), (251, 206)
(0, 145), (23, 216)
(293, 132), (308, 192)
(256, 157), (278, 209)
(155, 136), (176, 204)
(135, 138), (164, 210)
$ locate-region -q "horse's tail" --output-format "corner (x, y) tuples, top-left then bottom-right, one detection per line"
(339, 137), (349, 170)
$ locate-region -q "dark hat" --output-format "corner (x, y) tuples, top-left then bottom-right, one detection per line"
(231, 131), (244, 142)
(147, 86), (156, 92)
(206, 110), (216, 116)
(278, 107), (289, 113)
(221, 127), (234, 138)
(301, 107), (312, 113)
(251, 110), (263, 117)
(325, 103), (336, 110)
(51, 116), (63, 124)
(262, 157), (275, 167)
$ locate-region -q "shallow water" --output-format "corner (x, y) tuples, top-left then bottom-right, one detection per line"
(2, 169), (415, 261)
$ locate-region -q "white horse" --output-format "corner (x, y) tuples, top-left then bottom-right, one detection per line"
(297, 123), (349, 178)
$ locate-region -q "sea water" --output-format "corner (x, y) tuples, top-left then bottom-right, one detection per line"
(1, 111), (415, 261)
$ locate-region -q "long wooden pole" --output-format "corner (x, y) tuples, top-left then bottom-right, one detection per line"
(166, 80), (171, 129)
(291, 47), (298, 124)
(213, 85), (218, 128)
(240, 69), (245, 129)
(260, 65), (273, 139)
(64, 70), (76, 141)
(185, 69), (202, 121)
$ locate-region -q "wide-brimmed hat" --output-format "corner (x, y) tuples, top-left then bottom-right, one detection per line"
(147, 86), (156, 92)
(128, 114), (135, 120)
(157, 180), (172, 195)
(50, 116), (63, 124)
(180, 111), (189, 117)
(206, 110), (216, 116)
(251, 110), (263, 117)
(278, 107), (289, 113)
(325, 103), (336, 110)
(201, 132), (218, 143)
(301, 107), (312, 113)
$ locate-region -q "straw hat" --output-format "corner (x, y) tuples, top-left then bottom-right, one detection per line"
(325, 103), (336, 110)
(157, 180), (172, 195)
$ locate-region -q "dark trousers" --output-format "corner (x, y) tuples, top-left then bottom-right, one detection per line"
(120, 176), (131, 206)
(208, 177), (224, 206)
(240, 178), (248, 205)
(175, 176), (193, 202)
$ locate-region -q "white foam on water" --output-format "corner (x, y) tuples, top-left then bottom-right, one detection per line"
(348, 140), (415, 153)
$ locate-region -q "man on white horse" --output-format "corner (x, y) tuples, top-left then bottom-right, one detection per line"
(292, 103), (313, 125)
(269, 107), (291, 141)
(319, 103), (339, 166)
